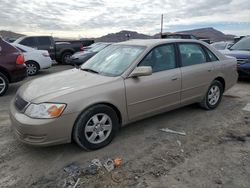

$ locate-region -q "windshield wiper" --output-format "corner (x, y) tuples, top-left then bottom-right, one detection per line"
(80, 68), (99, 74)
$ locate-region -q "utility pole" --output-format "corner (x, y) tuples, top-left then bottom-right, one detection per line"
(160, 14), (163, 38)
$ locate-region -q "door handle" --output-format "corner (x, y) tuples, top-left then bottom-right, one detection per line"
(171, 76), (178, 81)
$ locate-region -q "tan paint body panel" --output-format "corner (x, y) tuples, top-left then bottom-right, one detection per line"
(10, 39), (238, 146)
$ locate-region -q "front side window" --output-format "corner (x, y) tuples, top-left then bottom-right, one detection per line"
(81, 45), (145, 76)
(179, 43), (207, 67)
(139, 44), (176, 72)
(20, 37), (36, 46)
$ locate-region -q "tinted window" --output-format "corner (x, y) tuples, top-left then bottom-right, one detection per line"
(205, 48), (218, 62)
(179, 43), (206, 67)
(139, 44), (176, 72)
(37, 37), (52, 45)
(20, 37), (36, 46)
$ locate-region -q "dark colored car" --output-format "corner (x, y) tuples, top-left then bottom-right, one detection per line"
(14, 36), (94, 64)
(69, 43), (112, 66)
(221, 36), (250, 78)
(0, 38), (26, 96)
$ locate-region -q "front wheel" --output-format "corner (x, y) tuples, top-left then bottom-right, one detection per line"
(73, 104), (119, 150)
(200, 80), (223, 110)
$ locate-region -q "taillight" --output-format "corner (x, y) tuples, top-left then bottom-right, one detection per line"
(16, 54), (24, 65)
(80, 45), (85, 51)
(42, 52), (50, 57)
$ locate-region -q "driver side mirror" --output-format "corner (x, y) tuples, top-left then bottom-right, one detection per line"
(129, 66), (152, 78)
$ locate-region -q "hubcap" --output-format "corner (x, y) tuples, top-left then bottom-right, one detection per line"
(84, 113), (112, 144)
(64, 55), (71, 64)
(26, 63), (37, 75)
(0, 77), (6, 94)
(208, 85), (220, 106)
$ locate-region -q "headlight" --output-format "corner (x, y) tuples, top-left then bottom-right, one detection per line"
(25, 103), (66, 119)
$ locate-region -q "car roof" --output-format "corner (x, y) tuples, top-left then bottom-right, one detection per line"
(116, 39), (203, 47)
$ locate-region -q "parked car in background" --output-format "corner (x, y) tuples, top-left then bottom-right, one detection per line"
(211, 41), (234, 50)
(80, 42), (102, 51)
(0, 38), (26, 96)
(220, 36), (250, 78)
(69, 43), (112, 66)
(14, 36), (94, 64)
(12, 43), (52, 76)
(10, 39), (237, 150)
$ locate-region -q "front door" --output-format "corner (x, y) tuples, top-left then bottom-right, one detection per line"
(125, 44), (181, 121)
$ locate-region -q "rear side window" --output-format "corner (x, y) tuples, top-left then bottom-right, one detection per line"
(179, 43), (207, 67)
(205, 48), (219, 62)
(139, 44), (176, 72)
(37, 37), (51, 45)
(20, 37), (36, 46)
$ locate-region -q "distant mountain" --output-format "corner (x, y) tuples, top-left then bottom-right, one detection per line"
(176, 27), (235, 42)
(95, 30), (152, 42)
(0, 30), (25, 41)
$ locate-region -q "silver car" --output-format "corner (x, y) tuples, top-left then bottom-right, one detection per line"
(10, 39), (238, 150)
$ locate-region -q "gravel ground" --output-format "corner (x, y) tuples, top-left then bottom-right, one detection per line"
(0, 65), (250, 188)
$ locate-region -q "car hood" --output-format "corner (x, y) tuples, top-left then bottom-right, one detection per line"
(220, 49), (250, 59)
(18, 68), (117, 103)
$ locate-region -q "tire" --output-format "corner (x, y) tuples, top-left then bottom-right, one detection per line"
(200, 80), (223, 110)
(61, 52), (73, 64)
(73, 104), (119, 150)
(26, 61), (39, 76)
(0, 72), (9, 96)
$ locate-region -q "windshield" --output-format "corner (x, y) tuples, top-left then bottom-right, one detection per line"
(230, 37), (250, 51)
(211, 42), (227, 50)
(81, 45), (145, 76)
(90, 43), (109, 52)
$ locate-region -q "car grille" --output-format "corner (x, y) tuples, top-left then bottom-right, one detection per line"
(14, 95), (29, 112)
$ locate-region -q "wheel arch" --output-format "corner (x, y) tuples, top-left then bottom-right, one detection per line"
(214, 76), (225, 92)
(71, 102), (123, 141)
(0, 67), (11, 82)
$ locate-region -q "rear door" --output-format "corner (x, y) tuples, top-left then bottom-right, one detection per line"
(36, 37), (55, 59)
(125, 44), (181, 120)
(178, 43), (215, 105)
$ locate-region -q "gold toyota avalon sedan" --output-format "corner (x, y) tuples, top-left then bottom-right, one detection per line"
(10, 39), (238, 150)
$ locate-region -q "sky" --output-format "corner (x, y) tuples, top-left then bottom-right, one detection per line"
(0, 0), (250, 38)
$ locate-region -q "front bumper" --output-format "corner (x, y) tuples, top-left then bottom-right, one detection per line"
(237, 63), (250, 78)
(9, 99), (78, 146)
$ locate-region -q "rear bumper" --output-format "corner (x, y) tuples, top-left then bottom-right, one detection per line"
(10, 65), (27, 83)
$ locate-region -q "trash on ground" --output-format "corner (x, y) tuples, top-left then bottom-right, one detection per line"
(160, 128), (186, 136)
(103, 158), (115, 172)
(73, 178), (80, 188)
(91, 159), (102, 168)
(64, 164), (81, 174)
(242, 103), (250, 112)
(113, 158), (122, 168)
(83, 163), (98, 175)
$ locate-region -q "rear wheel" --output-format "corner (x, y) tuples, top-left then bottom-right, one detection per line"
(0, 72), (9, 96)
(73, 104), (119, 150)
(61, 52), (72, 64)
(26, 61), (39, 76)
(200, 80), (223, 110)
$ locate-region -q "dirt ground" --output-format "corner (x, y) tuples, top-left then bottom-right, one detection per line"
(0, 65), (250, 188)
